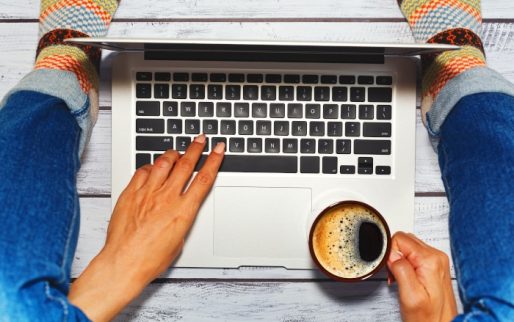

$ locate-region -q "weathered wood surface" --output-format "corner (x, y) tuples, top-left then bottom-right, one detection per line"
(0, 0), (512, 20)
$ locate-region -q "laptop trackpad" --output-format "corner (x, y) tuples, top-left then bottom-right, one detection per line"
(213, 187), (311, 259)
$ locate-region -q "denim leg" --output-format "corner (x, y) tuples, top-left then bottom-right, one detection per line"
(0, 91), (89, 321)
(438, 93), (514, 321)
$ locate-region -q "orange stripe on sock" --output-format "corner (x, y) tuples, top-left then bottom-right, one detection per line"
(35, 55), (92, 92)
(428, 56), (485, 97)
(409, 0), (481, 27)
(41, 0), (112, 24)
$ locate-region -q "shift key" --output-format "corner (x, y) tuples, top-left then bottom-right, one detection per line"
(354, 140), (391, 155)
(136, 136), (174, 151)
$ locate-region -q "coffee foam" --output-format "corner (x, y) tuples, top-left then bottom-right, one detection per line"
(311, 203), (387, 279)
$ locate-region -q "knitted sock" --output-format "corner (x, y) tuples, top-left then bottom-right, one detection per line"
(398, 0), (486, 123)
(35, 0), (120, 124)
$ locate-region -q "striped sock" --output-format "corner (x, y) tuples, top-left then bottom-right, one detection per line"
(35, 0), (120, 117)
(398, 0), (486, 123)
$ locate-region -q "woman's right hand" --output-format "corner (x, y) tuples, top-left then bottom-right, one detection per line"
(387, 232), (458, 322)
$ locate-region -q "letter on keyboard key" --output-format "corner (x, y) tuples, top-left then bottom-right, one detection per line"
(216, 103), (232, 117)
(288, 104), (303, 118)
(252, 103), (267, 118)
(354, 140), (391, 155)
(220, 120), (236, 135)
(136, 101), (160, 116)
(229, 138), (245, 153)
(301, 156), (320, 173)
(368, 87), (393, 102)
(136, 136), (174, 151)
(256, 121), (272, 135)
(265, 139), (280, 153)
(167, 119), (182, 134)
(234, 103), (250, 117)
(176, 137), (192, 151)
(283, 139), (298, 153)
(270, 104), (286, 118)
(163, 101), (178, 116)
(247, 138), (262, 153)
(292, 121), (307, 136)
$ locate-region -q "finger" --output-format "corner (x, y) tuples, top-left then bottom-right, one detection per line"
(126, 164), (153, 191)
(389, 232), (431, 269)
(165, 134), (206, 194)
(388, 257), (427, 310)
(183, 143), (225, 209)
(145, 149), (180, 190)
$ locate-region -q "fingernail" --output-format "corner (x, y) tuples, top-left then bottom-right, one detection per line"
(389, 250), (403, 263)
(213, 142), (225, 154)
(195, 134), (206, 144)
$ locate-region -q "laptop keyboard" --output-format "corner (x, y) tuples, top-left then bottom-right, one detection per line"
(134, 71), (393, 175)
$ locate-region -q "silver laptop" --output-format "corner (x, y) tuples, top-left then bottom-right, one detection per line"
(69, 38), (456, 269)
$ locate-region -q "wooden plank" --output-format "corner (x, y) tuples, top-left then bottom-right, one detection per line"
(1, 0), (512, 20)
(73, 196), (452, 279)
(113, 280), (463, 321)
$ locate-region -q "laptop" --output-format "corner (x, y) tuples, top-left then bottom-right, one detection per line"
(69, 38), (456, 269)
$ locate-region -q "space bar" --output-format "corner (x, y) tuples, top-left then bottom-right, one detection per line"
(195, 155), (298, 173)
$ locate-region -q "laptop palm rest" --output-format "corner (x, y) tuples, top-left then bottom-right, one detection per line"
(213, 187), (311, 261)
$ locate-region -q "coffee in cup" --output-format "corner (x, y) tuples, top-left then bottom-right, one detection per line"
(309, 201), (391, 281)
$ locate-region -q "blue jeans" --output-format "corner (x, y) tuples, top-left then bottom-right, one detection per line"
(0, 89), (513, 320)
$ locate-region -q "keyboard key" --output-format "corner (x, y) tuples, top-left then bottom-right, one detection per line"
(238, 121), (254, 135)
(208, 85), (223, 100)
(155, 72), (171, 81)
(377, 105), (392, 120)
(309, 122), (325, 136)
(322, 157), (338, 174)
(358, 157), (373, 175)
(198, 102), (214, 117)
(216, 103), (232, 117)
(154, 84), (170, 98)
(350, 87), (365, 102)
(136, 83), (151, 98)
(136, 153), (151, 169)
(136, 72), (152, 81)
(302, 75), (319, 84)
(287, 103), (303, 118)
(203, 119), (218, 134)
(359, 105), (374, 120)
(229, 73), (245, 82)
(345, 122), (361, 137)
(176, 137), (192, 151)
(300, 156), (320, 173)
(323, 104), (338, 119)
(163, 101), (178, 116)
(274, 121), (289, 136)
(192, 73), (208, 82)
(332, 87), (348, 102)
(321, 75), (337, 84)
(247, 138), (263, 153)
(252, 103), (267, 118)
(172, 84), (187, 99)
(376, 76), (393, 85)
(340, 165), (356, 174)
(167, 119), (182, 134)
(279, 86), (294, 101)
(212, 137), (227, 152)
(297, 86), (312, 101)
(229, 138), (245, 153)
(339, 75), (356, 84)
(203, 155), (298, 173)
(341, 104), (356, 119)
(261, 86), (277, 101)
(185, 119), (200, 134)
(283, 139), (298, 153)
(266, 74), (282, 83)
(265, 139), (280, 153)
(284, 74), (300, 84)
(136, 119), (164, 133)
(376, 166), (391, 175)
(318, 139), (334, 154)
(136, 136), (173, 151)
(220, 120), (236, 135)
(256, 120), (272, 135)
(247, 74), (264, 83)
(314, 87), (330, 101)
(190, 84), (205, 99)
(368, 87), (392, 102)
(173, 73), (189, 82)
(234, 103), (250, 117)
(181, 102), (196, 116)
(243, 85), (259, 100)
(336, 139), (351, 154)
(292, 121), (308, 136)
(300, 139), (315, 153)
(136, 101), (160, 116)
(210, 73), (226, 82)
(358, 76), (374, 85)
(305, 104), (320, 119)
(354, 140), (391, 155)
(363, 123), (391, 137)
(270, 103), (286, 118)
(327, 122), (343, 136)
(226, 85), (241, 100)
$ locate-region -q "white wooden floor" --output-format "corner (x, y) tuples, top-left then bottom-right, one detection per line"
(1, 1), (513, 321)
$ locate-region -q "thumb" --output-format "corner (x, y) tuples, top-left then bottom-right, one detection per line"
(388, 256), (427, 308)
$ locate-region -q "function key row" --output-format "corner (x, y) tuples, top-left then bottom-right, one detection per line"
(136, 72), (392, 85)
